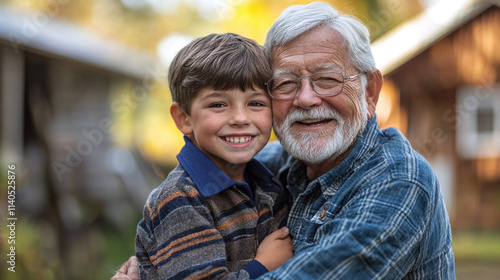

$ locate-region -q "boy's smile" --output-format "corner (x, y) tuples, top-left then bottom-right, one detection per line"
(172, 85), (272, 182)
(222, 135), (254, 144)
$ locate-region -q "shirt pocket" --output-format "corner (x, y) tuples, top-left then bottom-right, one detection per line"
(293, 202), (338, 251)
(309, 201), (337, 225)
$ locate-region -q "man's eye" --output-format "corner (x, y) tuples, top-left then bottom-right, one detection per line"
(272, 80), (297, 95)
(275, 79), (296, 88)
(316, 76), (342, 83)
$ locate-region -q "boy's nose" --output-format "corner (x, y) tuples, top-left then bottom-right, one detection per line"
(229, 107), (250, 126)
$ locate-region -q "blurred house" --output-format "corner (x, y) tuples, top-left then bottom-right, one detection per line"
(372, 0), (500, 230)
(0, 6), (163, 277)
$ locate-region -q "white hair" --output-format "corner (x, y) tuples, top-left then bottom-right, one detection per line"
(264, 1), (376, 74)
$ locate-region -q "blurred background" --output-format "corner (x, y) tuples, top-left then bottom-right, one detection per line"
(0, 0), (499, 279)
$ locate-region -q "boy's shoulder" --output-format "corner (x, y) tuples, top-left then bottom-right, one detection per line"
(146, 164), (201, 212)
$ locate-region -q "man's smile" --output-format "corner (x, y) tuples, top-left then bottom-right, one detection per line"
(296, 118), (333, 126)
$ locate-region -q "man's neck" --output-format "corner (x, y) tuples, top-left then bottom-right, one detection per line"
(305, 142), (355, 180)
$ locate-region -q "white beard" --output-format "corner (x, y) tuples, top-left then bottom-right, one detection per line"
(273, 100), (369, 164)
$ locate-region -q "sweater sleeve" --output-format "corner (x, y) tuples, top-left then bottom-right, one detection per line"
(135, 182), (252, 280)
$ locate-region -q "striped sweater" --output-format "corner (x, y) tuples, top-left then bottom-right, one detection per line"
(135, 137), (289, 279)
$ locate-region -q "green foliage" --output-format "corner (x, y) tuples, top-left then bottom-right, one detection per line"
(453, 230), (500, 262)
(0, 215), (140, 279)
(1, 219), (60, 280)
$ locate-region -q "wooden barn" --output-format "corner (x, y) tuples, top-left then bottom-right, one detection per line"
(372, 0), (500, 230)
(0, 6), (161, 277)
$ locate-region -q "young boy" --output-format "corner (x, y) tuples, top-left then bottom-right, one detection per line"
(135, 33), (293, 279)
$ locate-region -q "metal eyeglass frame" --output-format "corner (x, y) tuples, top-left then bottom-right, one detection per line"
(266, 71), (365, 100)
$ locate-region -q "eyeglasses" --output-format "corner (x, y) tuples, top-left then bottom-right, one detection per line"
(266, 71), (365, 100)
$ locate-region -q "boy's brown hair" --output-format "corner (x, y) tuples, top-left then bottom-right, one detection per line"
(168, 33), (272, 114)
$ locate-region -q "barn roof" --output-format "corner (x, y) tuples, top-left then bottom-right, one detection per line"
(371, 0), (500, 75)
(0, 5), (155, 80)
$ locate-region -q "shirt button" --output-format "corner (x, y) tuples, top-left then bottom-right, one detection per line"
(320, 210), (326, 218)
(320, 205), (328, 219)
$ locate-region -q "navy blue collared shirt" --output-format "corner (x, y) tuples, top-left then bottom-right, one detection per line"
(177, 136), (280, 199)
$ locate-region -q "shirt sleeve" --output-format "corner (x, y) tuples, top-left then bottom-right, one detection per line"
(257, 179), (432, 279)
(244, 260), (268, 279)
(135, 184), (253, 280)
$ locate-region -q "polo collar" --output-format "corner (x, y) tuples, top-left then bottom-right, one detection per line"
(177, 136), (278, 197)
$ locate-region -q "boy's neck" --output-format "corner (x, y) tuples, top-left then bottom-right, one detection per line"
(222, 163), (247, 183)
(185, 135), (248, 183)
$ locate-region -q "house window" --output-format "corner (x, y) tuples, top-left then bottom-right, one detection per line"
(456, 85), (500, 159)
(477, 107), (494, 133)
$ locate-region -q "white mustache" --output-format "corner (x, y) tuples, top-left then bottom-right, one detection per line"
(283, 106), (342, 126)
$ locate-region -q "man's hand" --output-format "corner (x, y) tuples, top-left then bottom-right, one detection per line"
(254, 227), (294, 271)
(111, 256), (140, 280)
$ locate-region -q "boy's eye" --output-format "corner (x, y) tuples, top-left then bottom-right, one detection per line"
(248, 101), (266, 107)
(209, 102), (226, 108)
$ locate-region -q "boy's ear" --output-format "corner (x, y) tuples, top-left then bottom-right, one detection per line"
(170, 102), (193, 135)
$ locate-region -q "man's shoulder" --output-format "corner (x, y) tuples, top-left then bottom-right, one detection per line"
(257, 140), (286, 156)
(370, 127), (439, 188)
(255, 141), (290, 174)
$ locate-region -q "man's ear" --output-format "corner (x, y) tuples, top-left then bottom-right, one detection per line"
(170, 102), (193, 135)
(365, 69), (383, 119)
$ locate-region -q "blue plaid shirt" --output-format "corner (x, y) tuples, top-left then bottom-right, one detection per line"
(255, 116), (455, 279)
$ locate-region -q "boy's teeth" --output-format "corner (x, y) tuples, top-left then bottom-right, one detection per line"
(224, 136), (252, 144)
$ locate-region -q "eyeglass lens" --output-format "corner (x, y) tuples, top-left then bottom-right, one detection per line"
(268, 72), (345, 100)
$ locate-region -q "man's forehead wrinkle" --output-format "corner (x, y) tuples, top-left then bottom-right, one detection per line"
(271, 27), (350, 76)
(275, 64), (341, 76)
(273, 51), (344, 76)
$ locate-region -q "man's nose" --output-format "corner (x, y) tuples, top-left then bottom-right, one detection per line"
(293, 79), (322, 109)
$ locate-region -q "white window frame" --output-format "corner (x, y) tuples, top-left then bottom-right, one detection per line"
(456, 84), (500, 159)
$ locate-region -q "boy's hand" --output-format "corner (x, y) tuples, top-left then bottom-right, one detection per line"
(254, 227), (294, 271)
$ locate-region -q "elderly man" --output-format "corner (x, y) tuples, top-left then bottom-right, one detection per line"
(113, 2), (455, 279)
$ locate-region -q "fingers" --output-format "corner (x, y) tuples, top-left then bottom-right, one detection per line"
(117, 258), (131, 274)
(127, 257), (140, 280)
(111, 256), (139, 280)
(272, 227), (290, 239)
(111, 274), (129, 280)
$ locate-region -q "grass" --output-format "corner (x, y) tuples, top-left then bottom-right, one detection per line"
(452, 230), (500, 262)
(0, 214), (141, 280)
(451, 231), (500, 279)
